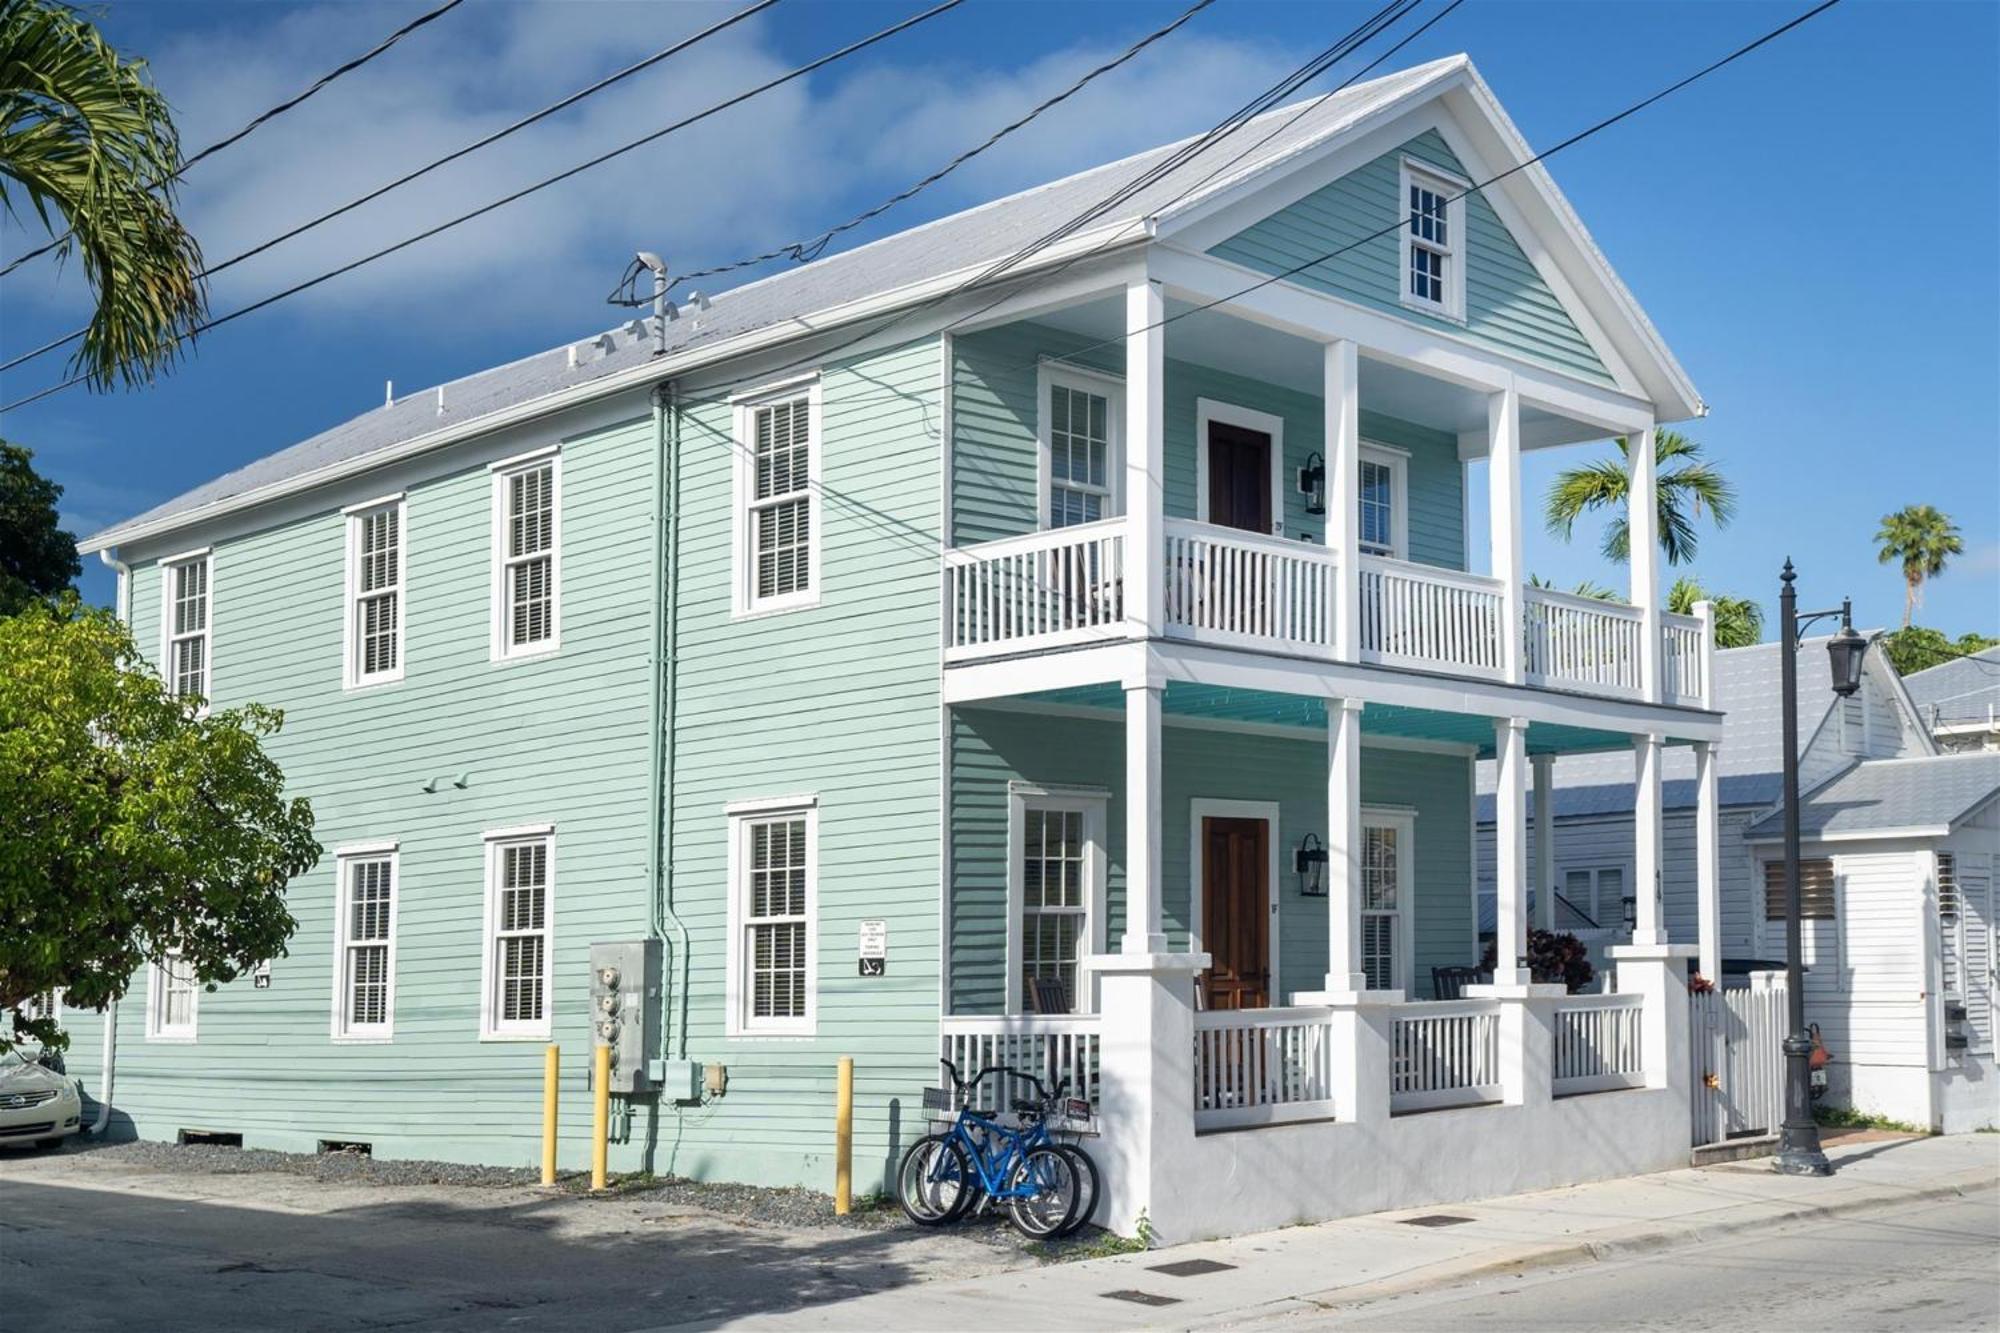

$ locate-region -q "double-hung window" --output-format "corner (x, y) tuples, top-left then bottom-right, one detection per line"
(733, 382), (819, 616)
(1360, 811), (1414, 991)
(1399, 160), (1464, 320)
(345, 497), (405, 686)
(481, 828), (555, 1039)
(147, 951), (197, 1041)
(1008, 791), (1106, 1015)
(726, 800), (817, 1035)
(161, 552), (211, 702)
(333, 848), (397, 1039)
(492, 453), (560, 658)
(1560, 866), (1627, 928)
(1356, 444), (1407, 558)
(1038, 364), (1122, 529)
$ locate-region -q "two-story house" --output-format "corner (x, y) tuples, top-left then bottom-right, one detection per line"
(63, 55), (1730, 1242)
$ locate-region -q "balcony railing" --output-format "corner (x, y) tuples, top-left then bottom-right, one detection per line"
(1389, 999), (1503, 1113)
(1524, 585), (1644, 698)
(943, 519), (1125, 663)
(1358, 555), (1507, 678)
(1165, 518), (1338, 653)
(1193, 1005), (1337, 1130)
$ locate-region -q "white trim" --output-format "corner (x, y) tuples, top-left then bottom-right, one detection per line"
(726, 370), (823, 405)
(1035, 355), (1125, 389)
(334, 839), (401, 857)
(1006, 789), (1110, 1015)
(1187, 798), (1284, 1004)
(724, 792), (821, 816)
(1356, 440), (1409, 560)
(144, 950), (198, 1043)
(330, 848), (400, 1042)
(1194, 398), (1286, 537)
(158, 548), (213, 710)
(725, 801), (820, 1038)
(1037, 361), (1125, 530)
(731, 378), (824, 618)
(154, 544), (212, 567)
(1554, 862), (1632, 930)
(1359, 806), (1417, 992)
(969, 697), (1480, 754)
(341, 491), (406, 517)
(478, 828), (557, 1041)
(342, 495), (407, 689)
(1398, 157), (1467, 323)
(489, 449), (563, 662)
(486, 442), (561, 472)
(1745, 824), (1956, 846)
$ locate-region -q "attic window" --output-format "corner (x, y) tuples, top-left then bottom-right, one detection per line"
(1399, 161), (1464, 321)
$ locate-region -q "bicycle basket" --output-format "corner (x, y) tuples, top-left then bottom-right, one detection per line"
(920, 1085), (954, 1112)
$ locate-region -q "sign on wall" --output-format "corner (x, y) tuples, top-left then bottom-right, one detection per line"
(858, 920), (887, 977)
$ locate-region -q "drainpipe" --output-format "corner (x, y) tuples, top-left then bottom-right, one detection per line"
(646, 382), (691, 1061)
(92, 548), (132, 1133)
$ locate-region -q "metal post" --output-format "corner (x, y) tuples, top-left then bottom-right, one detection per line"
(1774, 560), (1832, 1176)
(591, 1044), (612, 1190)
(541, 1044), (560, 1186)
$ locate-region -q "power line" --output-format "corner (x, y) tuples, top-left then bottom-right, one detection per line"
(0, 0), (468, 279)
(2, 0), (781, 379)
(0, 0), (964, 416)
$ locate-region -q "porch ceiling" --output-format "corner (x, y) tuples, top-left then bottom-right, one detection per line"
(1013, 681), (1639, 758)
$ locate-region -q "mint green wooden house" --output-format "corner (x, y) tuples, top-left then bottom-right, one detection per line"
(67, 57), (1728, 1240)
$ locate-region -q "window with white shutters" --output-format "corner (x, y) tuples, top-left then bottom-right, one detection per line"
(148, 951), (197, 1041)
(1041, 370), (1120, 529)
(1021, 806), (1086, 1012)
(1400, 161), (1463, 318)
(346, 500), (404, 685)
(482, 832), (554, 1038)
(495, 458), (558, 657)
(1361, 819), (1407, 991)
(734, 386), (818, 615)
(163, 555), (211, 701)
(335, 852), (397, 1038)
(728, 804), (816, 1035)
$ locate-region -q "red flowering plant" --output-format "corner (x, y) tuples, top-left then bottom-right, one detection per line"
(1481, 929), (1596, 993)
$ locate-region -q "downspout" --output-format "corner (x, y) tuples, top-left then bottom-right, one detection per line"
(647, 381), (690, 1061)
(91, 548), (131, 1134)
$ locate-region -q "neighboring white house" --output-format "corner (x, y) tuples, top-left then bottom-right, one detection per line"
(1904, 647), (2000, 753)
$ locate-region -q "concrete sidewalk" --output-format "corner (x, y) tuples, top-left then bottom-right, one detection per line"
(673, 1133), (1998, 1332)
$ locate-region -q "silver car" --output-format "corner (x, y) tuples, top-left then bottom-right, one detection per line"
(0, 1049), (83, 1149)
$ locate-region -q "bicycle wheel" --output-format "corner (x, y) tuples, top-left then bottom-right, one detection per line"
(1053, 1143), (1099, 1236)
(1004, 1144), (1081, 1239)
(897, 1133), (973, 1226)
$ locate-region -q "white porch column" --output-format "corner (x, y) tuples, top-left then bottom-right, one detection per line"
(1122, 680), (1166, 954)
(1125, 279), (1165, 639)
(1492, 716), (1532, 985)
(1633, 731), (1666, 947)
(1532, 752), (1555, 932)
(1695, 739), (1721, 983)
(1628, 419), (1662, 703)
(1487, 382), (1524, 684)
(1324, 339), (1360, 661)
(1324, 697), (1365, 993)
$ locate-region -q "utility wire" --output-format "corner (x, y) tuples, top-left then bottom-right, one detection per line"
(1, 0), (780, 379)
(0, 0), (467, 278)
(0, 0), (964, 415)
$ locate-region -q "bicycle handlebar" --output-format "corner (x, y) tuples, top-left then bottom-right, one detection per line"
(937, 1058), (1071, 1107)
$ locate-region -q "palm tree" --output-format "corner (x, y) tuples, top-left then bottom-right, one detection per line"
(1667, 575), (1763, 649)
(1544, 430), (1735, 566)
(1, 0), (205, 389)
(1874, 504), (1963, 628)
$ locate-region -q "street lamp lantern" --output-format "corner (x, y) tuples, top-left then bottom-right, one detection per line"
(1827, 617), (1867, 697)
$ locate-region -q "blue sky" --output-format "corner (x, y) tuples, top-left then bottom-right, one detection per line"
(3, 0), (1994, 636)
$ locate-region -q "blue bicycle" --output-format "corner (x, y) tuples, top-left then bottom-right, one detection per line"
(897, 1059), (1093, 1237)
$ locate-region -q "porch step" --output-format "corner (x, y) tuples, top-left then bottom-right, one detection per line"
(1691, 1132), (1778, 1166)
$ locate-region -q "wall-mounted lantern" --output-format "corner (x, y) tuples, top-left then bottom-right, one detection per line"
(1298, 451), (1326, 516)
(1296, 833), (1328, 897)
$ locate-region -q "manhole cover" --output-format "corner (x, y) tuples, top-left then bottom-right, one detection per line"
(1101, 1290), (1183, 1307)
(1148, 1258), (1237, 1277)
(1398, 1213), (1475, 1227)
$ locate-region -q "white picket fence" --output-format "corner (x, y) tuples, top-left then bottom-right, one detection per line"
(1192, 1006), (1337, 1131)
(1688, 976), (1787, 1146)
(943, 520), (1126, 662)
(1551, 994), (1646, 1095)
(1358, 556), (1507, 679)
(939, 1015), (1101, 1113)
(1163, 519), (1339, 653)
(1524, 587), (1645, 698)
(1389, 999), (1503, 1113)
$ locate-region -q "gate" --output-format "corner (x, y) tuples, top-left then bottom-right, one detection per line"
(1689, 973), (1787, 1148)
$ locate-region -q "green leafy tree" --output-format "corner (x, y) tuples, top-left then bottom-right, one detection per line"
(1544, 430), (1735, 566)
(0, 600), (318, 1052)
(1879, 625), (1999, 676)
(0, 439), (79, 612)
(1667, 575), (1763, 649)
(1873, 504), (1964, 628)
(0, 0), (206, 389)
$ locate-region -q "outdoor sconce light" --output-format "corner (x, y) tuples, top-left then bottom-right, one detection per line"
(1296, 833), (1329, 897)
(1298, 451), (1326, 516)
(1827, 613), (1867, 698)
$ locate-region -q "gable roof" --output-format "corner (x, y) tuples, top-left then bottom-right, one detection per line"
(1902, 647), (2000, 731)
(1742, 752), (2000, 843)
(82, 53), (1696, 556)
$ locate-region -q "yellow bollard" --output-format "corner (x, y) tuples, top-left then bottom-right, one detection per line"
(834, 1056), (854, 1215)
(591, 1044), (610, 1191)
(541, 1044), (560, 1186)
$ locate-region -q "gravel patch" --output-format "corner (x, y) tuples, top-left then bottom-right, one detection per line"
(58, 1138), (541, 1189)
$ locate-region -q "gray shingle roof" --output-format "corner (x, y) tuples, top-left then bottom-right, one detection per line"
(1902, 647), (2000, 729)
(1742, 752), (2000, 842)
(83, 56), (1467, 552)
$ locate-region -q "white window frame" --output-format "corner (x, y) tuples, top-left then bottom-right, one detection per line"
(25, 988), (63, 1027)
(343, 494), (407, 688)
(1557, 864), (1630, 929)
(1356, 441), (1409, 560)
(1036, 360), (1124, 530)
(724, 796), (819, 1037)
(331, 843), (399, 1042)
(1398, 158), (1466, 322)
(479, 825), (557, 1040)
(1194, 399), (1285, 537)
(145, 950), (198, 1043)
(158, 547), (213, 708)
(490, 448), (562, 662)
(1360, 807), (1416, 993)
(1007, 785), (1111, 1016)
(731, 377), (823, 618)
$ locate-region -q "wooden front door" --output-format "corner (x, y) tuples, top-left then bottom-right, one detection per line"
(1206, 422), (1272, 534)
(1202, 816), (1270, 1010)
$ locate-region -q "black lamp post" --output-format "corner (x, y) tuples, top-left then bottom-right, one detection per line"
(1774, 560), (1862, 1177)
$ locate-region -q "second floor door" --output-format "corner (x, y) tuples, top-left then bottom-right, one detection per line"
(1206, 421), (1273, 535)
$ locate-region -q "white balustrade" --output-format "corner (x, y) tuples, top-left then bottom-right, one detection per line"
(1524, 587), (1645, 697)
(939, 1014), (1101, 1113)
(1357, 556), (1506, 678)
(1193, 1006), (1337, 1131)
(1163, 519), (1338, 654)
(1662, 612), (1708, 707)
(943, 520), (1127, 662)
(1551, 994), (1646, 1096)
(1389, 1000), (1502, 1113)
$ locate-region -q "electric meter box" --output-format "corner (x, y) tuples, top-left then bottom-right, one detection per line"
(587, 940), (661, 1095)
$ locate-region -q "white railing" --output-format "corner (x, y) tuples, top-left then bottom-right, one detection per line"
(1689, 976), (1786, 1145)
(943, 519), (1127, 663)
(1662, 612), (1708, 707)
(1389, 999), (1502, 1113)
(1163, 519), (1338, 655)
(1524, 587), (1644, 698)
(1358, 556), (1506, 679)
(939, 1014), (1101, 1113)
(1193, 1006), (1337, 1131)
(1552, 993), (1646, 1096)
